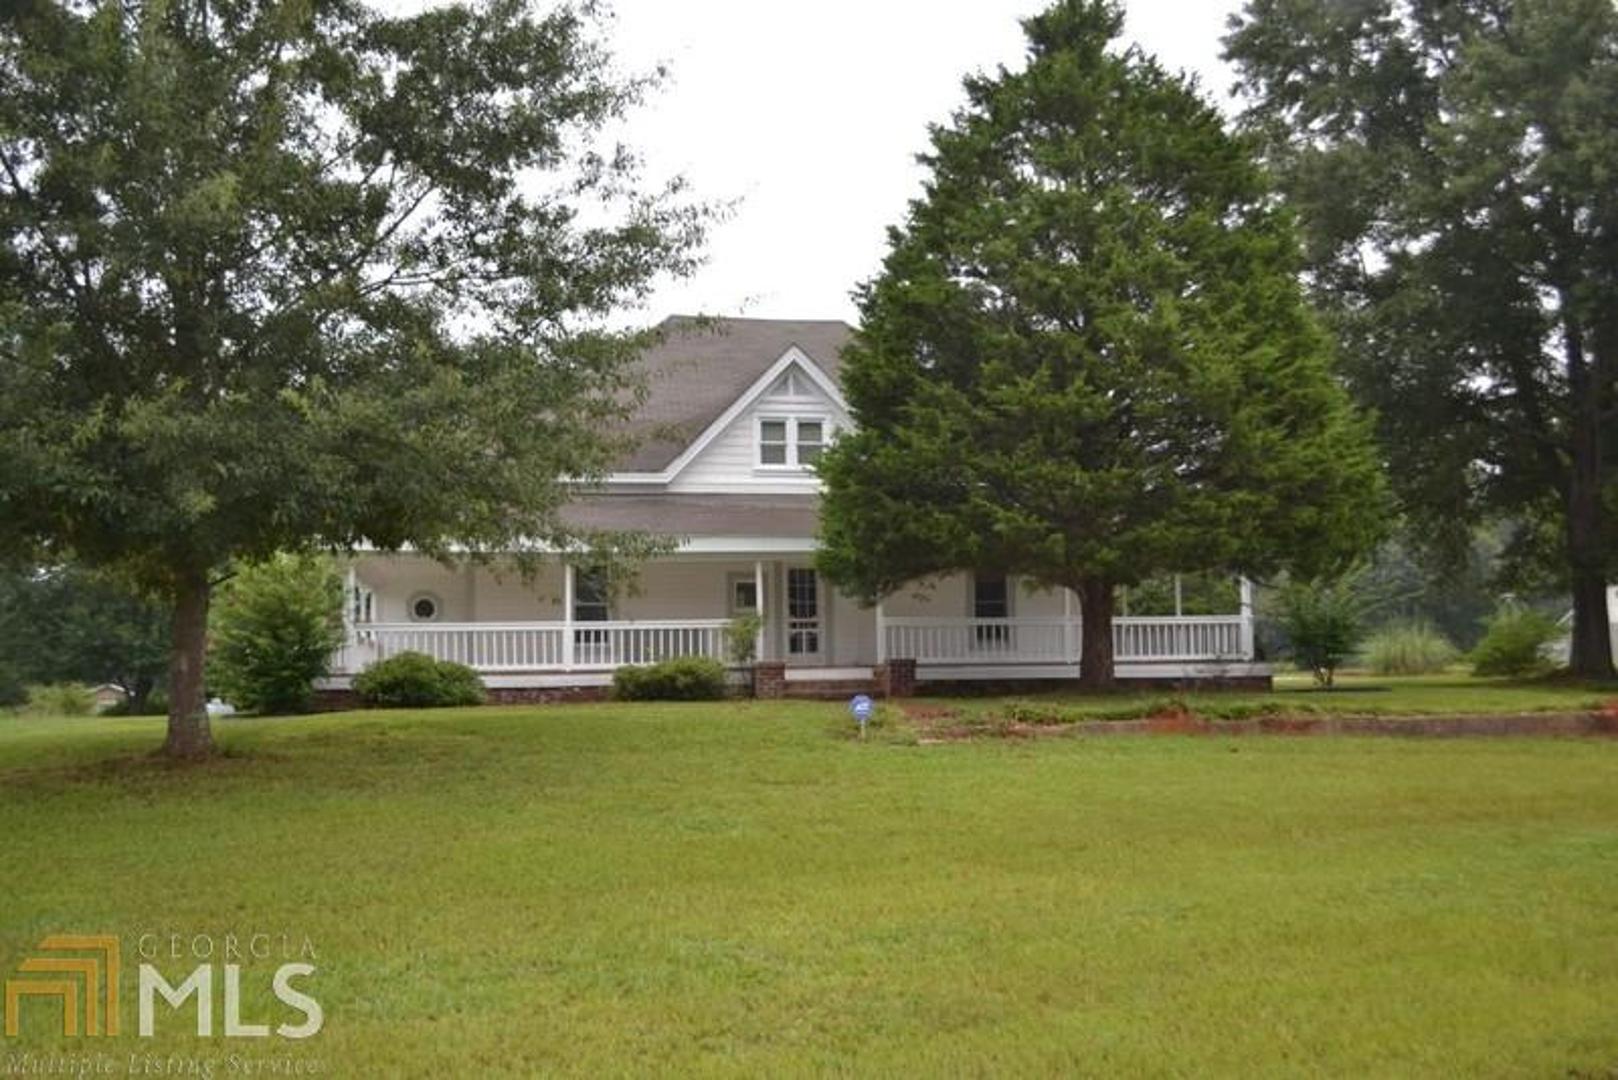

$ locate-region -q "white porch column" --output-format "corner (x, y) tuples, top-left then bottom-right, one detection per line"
(343, 564), (358, 627)
(754, 559), (767, 662)
(340, 564), (358, 675)
(562, 562), (576, 670)
(876, 597), (888, 664)
(1239, 576), (1255, 660)
(1062, 586), (1075, 664)
(1173, 574), (1183, 617)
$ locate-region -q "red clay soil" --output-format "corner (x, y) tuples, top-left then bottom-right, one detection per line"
(901, 700), (1618, 742)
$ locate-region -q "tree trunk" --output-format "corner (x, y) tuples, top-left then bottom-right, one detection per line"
(1565, 322), (1615, 679)
(163, 572), (215, 760)
(1567, 464), (1614, 678)
(1076, 577), (1116, 691)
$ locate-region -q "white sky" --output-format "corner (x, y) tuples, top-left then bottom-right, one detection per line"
(604, 0), (1246, 324)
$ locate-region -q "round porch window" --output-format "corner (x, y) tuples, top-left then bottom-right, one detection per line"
(408, 593), (441, 622)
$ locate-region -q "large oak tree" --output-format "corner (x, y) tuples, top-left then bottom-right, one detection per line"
(0, 0), (704, 756)
(1225, 0), (1618, 677)
(817, 0), (1385, 688)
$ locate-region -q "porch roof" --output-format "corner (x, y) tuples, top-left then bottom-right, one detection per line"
(560, 493), (820, 539)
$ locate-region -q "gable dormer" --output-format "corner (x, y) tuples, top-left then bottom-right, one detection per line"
(667, 348), (849, 493)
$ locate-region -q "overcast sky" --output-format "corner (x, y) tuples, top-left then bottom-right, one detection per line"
(604, 0), (1247, 325)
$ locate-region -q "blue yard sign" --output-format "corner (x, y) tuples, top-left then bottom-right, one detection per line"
(849, 694), (875, 737)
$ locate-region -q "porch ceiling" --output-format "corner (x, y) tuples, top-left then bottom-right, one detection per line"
(560, 493), (820, 540)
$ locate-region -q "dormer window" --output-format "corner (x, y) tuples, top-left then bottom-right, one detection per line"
(758, 416), (828, 469)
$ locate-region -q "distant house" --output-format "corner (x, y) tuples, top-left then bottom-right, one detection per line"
(90, 684), (126, 712)
(325, 317), (1263, 696)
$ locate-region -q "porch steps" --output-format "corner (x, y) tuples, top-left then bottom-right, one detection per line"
(783, 677), (881, 699)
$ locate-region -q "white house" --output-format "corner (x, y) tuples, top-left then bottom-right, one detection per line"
(327, 317), (1267, 698)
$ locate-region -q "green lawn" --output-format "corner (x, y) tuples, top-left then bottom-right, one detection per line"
(2, 696), (1617, 1076)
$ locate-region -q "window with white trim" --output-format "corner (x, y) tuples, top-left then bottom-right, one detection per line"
(972, 574), (1011, 647)
(758, 417), (830, 469)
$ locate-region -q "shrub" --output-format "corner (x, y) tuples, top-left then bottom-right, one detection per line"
(25, 682), (95, 716)
(1362, 621), (1459, 675)
(726, 614), (763, 665)
(613, 657), (728, 701)
(353, 652), (486, 708)
(103, 688), (168, 716)
(209, 554), (346, 714)
(1470, 607), (1562, 677)
(1277, 576), (1369, 687)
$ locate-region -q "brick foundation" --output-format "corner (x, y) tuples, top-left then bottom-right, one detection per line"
(877, 658), (918, 698)
(485, 685), (611, 705)
(913, 673), (1272, 697)
(312, 685), (611, 712)
(754, 661), (787, 699)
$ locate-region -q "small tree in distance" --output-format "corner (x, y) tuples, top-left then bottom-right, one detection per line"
(1276, 576), (1370, 688)
(817, 0), (1387, 688)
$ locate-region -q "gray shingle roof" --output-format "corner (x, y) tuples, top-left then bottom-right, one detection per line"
(561, 493), (820, 538)
(620, 315), (855, 472)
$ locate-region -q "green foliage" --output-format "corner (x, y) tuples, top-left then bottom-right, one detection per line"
(1356, 531), (1502, 651)
(1277, 577), (1370, 687)
(0, 0), (706, 752)
(1470, 608), (1562, 678)
(725, 614), (763, 666)
(103, 689), (169, 717)
(612, 657), (729, 702)
(1226, 0), (1618, 675)
(1362, 622), (1460, 676)
(353, 653), (486, 709)
(1123, 574), (1241, 617)
(0, 565), (170, 710)
(209, 555), (346, 715)
(817, 0), (1387, 687)
(25, 683), (95, 716)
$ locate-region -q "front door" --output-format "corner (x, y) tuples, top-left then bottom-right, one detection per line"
(785, 566), (823, 663)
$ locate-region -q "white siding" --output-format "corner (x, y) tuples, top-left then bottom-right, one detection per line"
(615, 561), (755, 621)
(354, 556), (565, 623)
(669, 363), (850, 493)
(829, 586), (877, 666)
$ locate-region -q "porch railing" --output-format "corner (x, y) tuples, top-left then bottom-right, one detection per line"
(881, 615), (1249, 666)
(334, 613), (1251, 676)
(339, 619), (731, 674)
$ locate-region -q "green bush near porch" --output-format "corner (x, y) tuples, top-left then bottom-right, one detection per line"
(612, 656), (729, 701)
(353, 651), (486, 708)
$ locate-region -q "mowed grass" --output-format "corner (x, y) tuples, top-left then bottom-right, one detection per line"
(1, 699), (1617, 1077)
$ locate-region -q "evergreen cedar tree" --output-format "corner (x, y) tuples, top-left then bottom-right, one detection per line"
(815, 0), (1387, 689)
(1225, 0), (1618, 678)
(0, 0), (706, 757)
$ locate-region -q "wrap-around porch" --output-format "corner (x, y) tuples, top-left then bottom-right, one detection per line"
(329, 553), (1262, 687)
